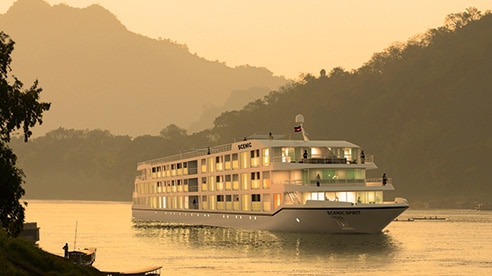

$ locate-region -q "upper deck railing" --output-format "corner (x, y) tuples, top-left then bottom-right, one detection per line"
(270, 154), (374, 165)
(280, 177), (391, 186)
(139, 144), (233, 166)
(137, 141), (373, 166)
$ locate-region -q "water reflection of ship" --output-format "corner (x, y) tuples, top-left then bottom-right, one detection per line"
(132, 221), (397, 257)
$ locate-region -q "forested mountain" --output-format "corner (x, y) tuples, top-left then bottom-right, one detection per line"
(0, 0), (286, 136)
(11, 8), (492, 207)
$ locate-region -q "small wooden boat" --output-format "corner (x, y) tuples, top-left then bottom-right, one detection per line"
(102, 265), (162, 275)
(64, 221), (96, 266)
(68, 247), (96, 266)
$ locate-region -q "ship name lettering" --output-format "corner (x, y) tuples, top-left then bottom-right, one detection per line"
(238, 142), (252, 150)
(327, 210), (361, 215)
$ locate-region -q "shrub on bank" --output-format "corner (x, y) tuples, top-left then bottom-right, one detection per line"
(0, 230), (101, 275)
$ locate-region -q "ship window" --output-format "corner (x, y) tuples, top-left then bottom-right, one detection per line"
(216, 156), (224, 171)
(208, 176), (215, 191)
(201, 195), (208, 210)
(240, 152), (249, 168)
(226, 195), (232, 201)
(251, 150), (260, 167)
(208, 157), (214, 172)
(224, 154), (231, 170)
(251, 172), (261, 189)
(262, 148), (270, 166)
(232, 153), (239, 169)
(262, 171), (270, 189)
(241, 173), (249, 190)
(251, 194), (261, 211)
(251, 172), (260, 180)
(201, 159), (207, 173)
(262, 194), (271, 211)
(232, 174), (239, 190)
(281, 147), (295, 163)
(217, 195), (224, 202)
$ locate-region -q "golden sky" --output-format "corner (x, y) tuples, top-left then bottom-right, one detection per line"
(1, 0), (491, 79)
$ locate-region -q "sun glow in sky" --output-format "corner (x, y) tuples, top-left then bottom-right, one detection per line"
(1, 0), (491, 79)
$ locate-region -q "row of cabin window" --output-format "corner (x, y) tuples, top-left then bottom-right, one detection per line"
(203, 150), (268, 172)
(136, 193), (276, 212)
(136, 172), (271, 194)
(150, 162), (189, 178)
(149, 149), (271, 179)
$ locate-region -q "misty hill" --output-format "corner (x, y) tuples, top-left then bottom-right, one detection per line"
(0, 0), (287, 137)
(10, 8), (492, 207)
(208, 8), (492, 206)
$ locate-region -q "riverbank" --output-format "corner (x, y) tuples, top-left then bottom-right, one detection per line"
(0, 230), (101, 275)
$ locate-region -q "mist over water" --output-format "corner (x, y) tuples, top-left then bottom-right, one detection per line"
(25, 201), (492, 275)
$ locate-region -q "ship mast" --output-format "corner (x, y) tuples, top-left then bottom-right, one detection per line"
(295, 114), (309, 141)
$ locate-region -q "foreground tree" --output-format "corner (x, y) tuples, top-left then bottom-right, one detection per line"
(0, 32), (50, 237)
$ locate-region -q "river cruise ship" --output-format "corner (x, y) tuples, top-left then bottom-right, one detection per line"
(132, 116), (408, 233)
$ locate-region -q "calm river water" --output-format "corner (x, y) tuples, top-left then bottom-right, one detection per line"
(24, 200), (492, 275)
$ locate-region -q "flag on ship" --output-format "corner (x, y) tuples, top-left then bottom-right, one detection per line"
(294, 126), (302, 132)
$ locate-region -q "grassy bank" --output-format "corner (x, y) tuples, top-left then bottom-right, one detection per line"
(0, 230), (101, 275)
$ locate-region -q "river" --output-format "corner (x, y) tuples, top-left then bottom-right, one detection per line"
(24, 200), (492, 275)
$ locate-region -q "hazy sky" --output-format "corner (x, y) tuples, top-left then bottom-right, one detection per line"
(1, 0), (491, 79)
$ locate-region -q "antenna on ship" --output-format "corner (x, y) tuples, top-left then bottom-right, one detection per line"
(295, 114), (309, 141)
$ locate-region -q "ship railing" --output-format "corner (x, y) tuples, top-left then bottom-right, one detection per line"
(270, 154), (374, 165)
(138, 144), (233, 165)
(366, 177), (392, 186)
(281, 178), (390, 186)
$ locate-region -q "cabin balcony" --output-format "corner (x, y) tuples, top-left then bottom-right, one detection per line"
(270, 154), (374, 165)
(270, 178), (394, 194)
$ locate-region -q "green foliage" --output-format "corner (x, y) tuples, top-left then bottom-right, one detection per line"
(0, 229), (101, 275)
(0, 31), (50, 237)
(9, 9), (492, 206)
(208, 9), (492, 203)
(11, 127), (216, 200)
(0, 144), (25, 237)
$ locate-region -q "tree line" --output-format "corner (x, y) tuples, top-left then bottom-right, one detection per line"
(4, 9), (492, 239)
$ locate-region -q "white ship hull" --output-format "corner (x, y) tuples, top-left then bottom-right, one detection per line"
(133, 203), (408, 234)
